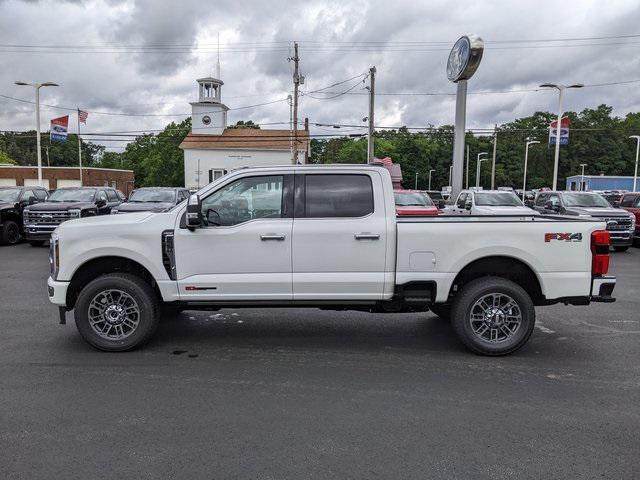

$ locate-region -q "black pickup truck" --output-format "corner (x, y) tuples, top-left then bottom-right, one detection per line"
(23, 186), (122, 246)
(0, 186), (49, 245)
(111, 187), (190, 214)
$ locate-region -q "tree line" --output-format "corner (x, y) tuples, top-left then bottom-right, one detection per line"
(2, 105), (639, 189)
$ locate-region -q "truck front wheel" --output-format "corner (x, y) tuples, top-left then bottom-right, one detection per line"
(451, 277), (535, 356)
(74, 273), (160, 351)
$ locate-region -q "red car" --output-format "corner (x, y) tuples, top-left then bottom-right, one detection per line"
(394, 189), (439, 216)
(620, 192), (640, 244)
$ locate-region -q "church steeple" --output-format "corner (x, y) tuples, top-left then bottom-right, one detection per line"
(191, 76), (228, 135)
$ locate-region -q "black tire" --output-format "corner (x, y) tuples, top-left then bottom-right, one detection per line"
(74, 273), (160, 351)
(28, 240), (45, 247)
(451, 276), (536, 356)
(613, 246), (629, 252)
(429, 304), (451, 321)
(0, 220), (21, 245)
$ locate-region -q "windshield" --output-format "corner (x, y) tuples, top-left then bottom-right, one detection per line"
(474, 192), (523, 206)
(0, 188), (21, 203)
(48, 189), (96, 202)
(128, 189), (176, 203)
(563, 192), (611, 208)
(394, 192), (433, 207)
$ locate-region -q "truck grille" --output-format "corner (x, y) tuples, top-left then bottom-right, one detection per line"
(25, 211), (72, 225)
(593, 216), (633, 231)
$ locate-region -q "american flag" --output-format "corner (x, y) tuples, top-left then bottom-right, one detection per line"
(78, 109), (89, 124)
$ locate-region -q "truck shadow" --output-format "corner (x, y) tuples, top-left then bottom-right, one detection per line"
(152, 309), (464, 354)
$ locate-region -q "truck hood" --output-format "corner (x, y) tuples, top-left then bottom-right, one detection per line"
(475, 206), (539, 215)
(567, 206), (631, 217)
(59, 211), (154, 230)
(0, 202), (16, 211)
(26, 201), (95, 211)
(116, 201), (174, 213)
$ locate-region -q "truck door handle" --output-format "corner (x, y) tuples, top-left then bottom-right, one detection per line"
(354, 233), (380, 240)
(260, 234), (286, 241)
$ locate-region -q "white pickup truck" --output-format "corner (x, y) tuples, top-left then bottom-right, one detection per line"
(48, 165), (616, 355)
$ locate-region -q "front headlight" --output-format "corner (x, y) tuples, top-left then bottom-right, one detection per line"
(68, 209), (81, 218)
(630, 215), (636, 231)
(49, 232), (60, 280)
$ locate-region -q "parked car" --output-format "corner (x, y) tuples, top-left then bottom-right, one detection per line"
(48, 165), (615, 355)
(112, 187), (191, 214)
(620, 192), (640, 245)
(449, 190), (538, 215)
(423, 190), (446, 210)
(23, 186), (122, 246)
(393, 189), (439, 216)
(533, 191), (635, 251)
(601, 191), (624, 208)
(0, 186), (49, 245)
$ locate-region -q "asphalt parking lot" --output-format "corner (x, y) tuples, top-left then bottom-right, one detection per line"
(1, 243), (639, 479)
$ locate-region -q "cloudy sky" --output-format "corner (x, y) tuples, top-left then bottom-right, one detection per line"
(1, 0), (639, 151)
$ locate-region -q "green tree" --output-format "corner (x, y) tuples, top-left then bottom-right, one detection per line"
(0, 150), (17, 164)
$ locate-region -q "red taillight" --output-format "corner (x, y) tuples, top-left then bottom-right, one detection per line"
(591, 230), (610, 276)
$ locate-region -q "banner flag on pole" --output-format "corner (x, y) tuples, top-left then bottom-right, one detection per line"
(78, 110), (88, 124)
(549, 116), (570, 145)
(50, 115), (69, 143)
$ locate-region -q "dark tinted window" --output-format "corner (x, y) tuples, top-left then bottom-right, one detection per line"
(535, 193), (548, 206)
(34, 189), (48, 200)
(621, 195), (639, 207)
(106, 189), (119, 202)
(304, 174), (373, 218)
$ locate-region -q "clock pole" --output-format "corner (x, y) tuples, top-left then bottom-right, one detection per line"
(451, 80), (467, 198)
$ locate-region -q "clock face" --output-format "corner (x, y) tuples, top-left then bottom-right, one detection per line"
(447, 37), (470, 82)
(202, 115), (211, 125)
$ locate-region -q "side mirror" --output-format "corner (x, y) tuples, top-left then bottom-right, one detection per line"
(96, 199), (107, 208)
(465, 203), (472, 211)
(186, 194), (201, 228)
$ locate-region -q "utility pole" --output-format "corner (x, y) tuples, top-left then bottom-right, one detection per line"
(44, 145), (50, 167)
(292, 42), (300, 165)
(367, 66), (376, 163)
(288, 94), (293, 162)
(77, 108), (83, 186)
(491, 124), (497, 189)
(465, 143), (469, 189)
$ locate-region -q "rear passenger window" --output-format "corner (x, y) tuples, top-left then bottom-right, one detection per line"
(304, 174), (373, 218)
(106, 190), (119, 202)
(621, 195), (638, 207)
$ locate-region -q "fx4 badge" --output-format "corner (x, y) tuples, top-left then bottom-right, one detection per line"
(545, 232), (583, 243)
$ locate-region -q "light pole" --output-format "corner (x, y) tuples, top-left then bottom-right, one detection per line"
(579, 163), (587, 191)
(523, 139), (539, 199)
(15, 81), (59, 187)
(428, 169), (435, 190)
(449, 165), (453, 186)
(476, 152), (488, 188)
(539, 83), (583, 190)
(630, 135), (640, 192)
(415, 171), (418, 190)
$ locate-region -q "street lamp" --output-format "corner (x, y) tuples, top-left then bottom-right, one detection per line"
(476, 152), (488, 188)
(539, 83), (583, 190)
(579, 163), (587, 191)
(630, 135), (640, 192)
(522, 138), (539, 199)
(449, 165), (453, 186)
(415, 171), (419, 189)
(15, 81), (59, 187)
(428, 169), (435, 190)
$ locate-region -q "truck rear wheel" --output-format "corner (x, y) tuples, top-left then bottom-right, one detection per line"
(74, 273), (159, 351)
(451, 277), (535, 356)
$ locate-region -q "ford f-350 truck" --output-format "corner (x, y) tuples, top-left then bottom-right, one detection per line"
(47, 165), (616, 355)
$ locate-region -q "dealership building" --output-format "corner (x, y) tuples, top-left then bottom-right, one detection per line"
(565, 174), (639, 192)
(0, 165), (135, 194)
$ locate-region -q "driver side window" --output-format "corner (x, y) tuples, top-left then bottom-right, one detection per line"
(200, 175), (284, 226)
(456, 193), (467, 208)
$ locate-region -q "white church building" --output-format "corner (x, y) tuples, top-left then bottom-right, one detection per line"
(180, 76), (309, 189)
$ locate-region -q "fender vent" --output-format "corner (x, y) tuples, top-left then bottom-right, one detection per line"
(161, 230), (177, 280)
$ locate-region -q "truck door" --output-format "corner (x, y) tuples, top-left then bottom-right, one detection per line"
(173, 174), (294, 301)
(291, 172), (388, 300)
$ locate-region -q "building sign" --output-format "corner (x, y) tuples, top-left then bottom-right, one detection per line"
(549, 116), (570, 145)
(50, 115), (69, 143)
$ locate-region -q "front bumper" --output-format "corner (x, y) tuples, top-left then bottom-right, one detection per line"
(608, 230), (634, 246)
(591, 276), (616, 303)
(25, 224), (57, 241)
(48, 276), (69, 307)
